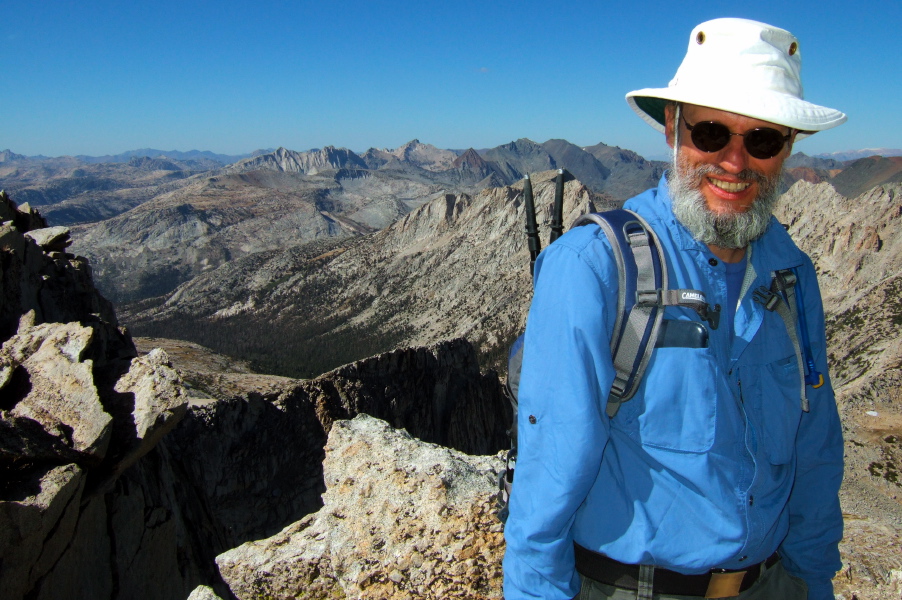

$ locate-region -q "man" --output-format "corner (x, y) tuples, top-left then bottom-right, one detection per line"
(503, 18), (845, 600)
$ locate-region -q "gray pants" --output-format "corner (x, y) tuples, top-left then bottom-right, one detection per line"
(576, 560), (807, 600)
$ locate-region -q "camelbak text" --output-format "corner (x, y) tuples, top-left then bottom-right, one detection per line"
(681, 292), (705, 302)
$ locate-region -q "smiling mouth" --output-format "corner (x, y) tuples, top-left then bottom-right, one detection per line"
(708, 178), (751, 193)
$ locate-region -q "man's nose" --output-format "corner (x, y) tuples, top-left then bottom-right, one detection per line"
(718, 134), (750, 173)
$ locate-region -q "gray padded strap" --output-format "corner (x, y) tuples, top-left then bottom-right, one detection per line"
(605, 214), (668, 418)
(775, 284), (809, 412)
(607, 227), (661, 416)
(754, 270), (809, 412)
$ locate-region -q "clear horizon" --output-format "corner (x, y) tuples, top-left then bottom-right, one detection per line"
(4, 0), (900, 159)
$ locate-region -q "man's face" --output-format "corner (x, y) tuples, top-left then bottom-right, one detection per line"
(664, 103), (793, 249)
(665, 103), (793, 215)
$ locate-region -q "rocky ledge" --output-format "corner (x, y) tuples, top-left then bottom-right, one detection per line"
(216, 414), (504, 600)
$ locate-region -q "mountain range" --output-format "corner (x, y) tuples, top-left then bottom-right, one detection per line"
(2, 138), (665, 303)
(9, 138), (899, 309)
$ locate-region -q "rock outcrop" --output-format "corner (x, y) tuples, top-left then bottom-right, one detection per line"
(0, 191), (194, 599)
(216, 414), (505, 600)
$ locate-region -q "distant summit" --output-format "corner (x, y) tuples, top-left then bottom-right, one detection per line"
(786, 152), (844, 170)
(452, 148), (489, 171)
(0, 149), (27, 162)
(828, 155), (902, 197)
(389, 139), (459, 172)
(230, 146), (368, 175)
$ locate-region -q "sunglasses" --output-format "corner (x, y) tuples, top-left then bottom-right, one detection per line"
(681, 115), (792, 160)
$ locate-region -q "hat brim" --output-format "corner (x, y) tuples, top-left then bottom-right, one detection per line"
(626, 88), (847, 141)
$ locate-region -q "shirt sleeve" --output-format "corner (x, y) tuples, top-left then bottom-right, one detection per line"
(779, 257), (844, 600)
(502, 235), (618, 600)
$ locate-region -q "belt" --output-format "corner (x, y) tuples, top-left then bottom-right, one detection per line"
(574, 543), (781, 599)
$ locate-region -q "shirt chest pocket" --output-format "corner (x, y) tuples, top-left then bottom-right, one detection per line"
(616, 346), (717, 453)
(741, 355), (803, 465)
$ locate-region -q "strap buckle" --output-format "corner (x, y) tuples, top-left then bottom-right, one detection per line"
(752, 287), (781, 311)
(636, 288), (662, 306)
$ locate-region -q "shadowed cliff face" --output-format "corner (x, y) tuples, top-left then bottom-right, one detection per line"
(159, 337), (510, 556)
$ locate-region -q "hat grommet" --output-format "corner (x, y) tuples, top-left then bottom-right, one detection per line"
(789, 41), (798, 55)
(696, 31), (705, 44)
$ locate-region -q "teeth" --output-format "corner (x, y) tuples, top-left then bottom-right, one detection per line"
(710, 179), (750, 193)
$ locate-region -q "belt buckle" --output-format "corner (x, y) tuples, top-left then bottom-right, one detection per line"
(705, 570), (746, 598)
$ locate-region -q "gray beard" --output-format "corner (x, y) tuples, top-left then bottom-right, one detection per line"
(668, 156), (782, 249)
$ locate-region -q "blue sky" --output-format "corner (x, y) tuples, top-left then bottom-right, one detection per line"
(3, 0), (900, 159)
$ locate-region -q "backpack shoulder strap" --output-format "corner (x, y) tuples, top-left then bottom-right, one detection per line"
(574, 209), (720, 417)
(574, 209), (664, 417)
(752, 268), (816, 412)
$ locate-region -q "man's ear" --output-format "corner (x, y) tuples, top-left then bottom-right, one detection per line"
(664, 104), (676, 148)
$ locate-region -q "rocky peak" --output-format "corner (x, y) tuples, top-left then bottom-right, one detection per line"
(229, 146), (367, 175)
(389, 139), (459, 172)
(1, 149), (27, 162)
(0, 191), (115, 342)
(453, 147), (488, 170)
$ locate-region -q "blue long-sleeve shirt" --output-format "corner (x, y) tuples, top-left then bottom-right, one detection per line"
(502, 175), (843, 600)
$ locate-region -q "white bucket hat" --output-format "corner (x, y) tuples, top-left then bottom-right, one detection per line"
(626, 18), (846, 140)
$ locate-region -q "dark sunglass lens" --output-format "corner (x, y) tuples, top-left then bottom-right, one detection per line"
(744, 128), (786, 159)
(691, 122), (731, 152)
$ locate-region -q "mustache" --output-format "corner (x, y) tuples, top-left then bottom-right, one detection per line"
(688, 163), (771, 187)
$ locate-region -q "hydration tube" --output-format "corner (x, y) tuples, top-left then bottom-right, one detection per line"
(792, 269), (825, 388)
